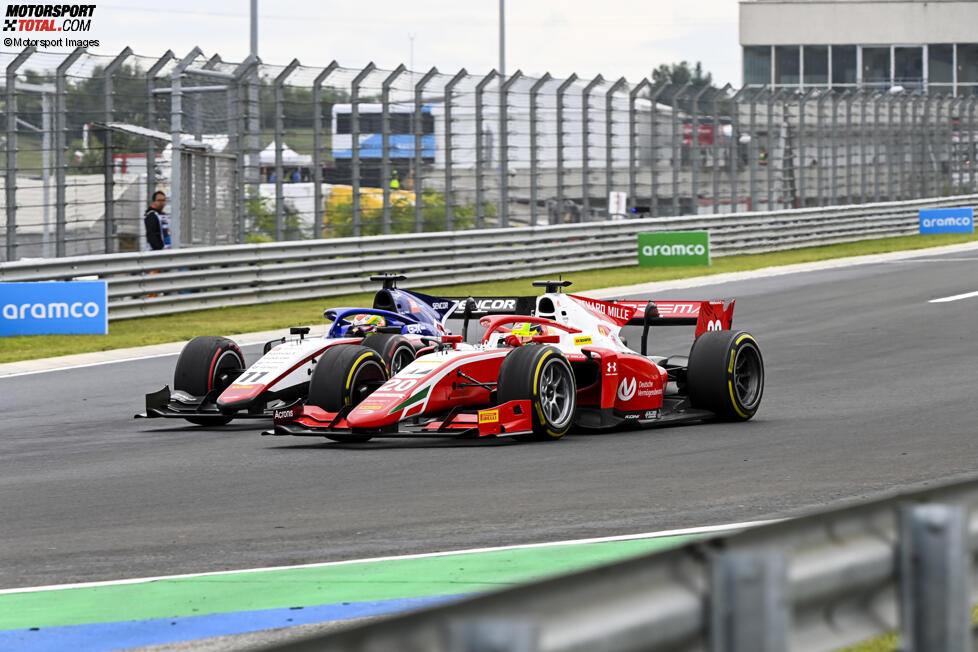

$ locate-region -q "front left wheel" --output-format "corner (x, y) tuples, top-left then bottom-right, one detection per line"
(307, 345), (388, 442)
(173, 336), (245, 426)
(497, 345), (576, 441)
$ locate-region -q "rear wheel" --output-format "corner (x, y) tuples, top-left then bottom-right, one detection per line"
(498, 345), (576, 441)
(362, 333), (416, 376)
(173, 336), (245, 426)
(307, 345), (388, 442)
(687, 330), (764, 421)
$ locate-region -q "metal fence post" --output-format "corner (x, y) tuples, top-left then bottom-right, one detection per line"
(873, 92), (883, 202)
(101, 47), (132, 255)
(605, 77), (627, 219)
(671, 82), (691, 216)
(4, 47), (35, 262)
(169, 47), (203, 250)
(898, 503), (972, 652)
(816, 90), (829, 206)
(312, 60), (338, 240)
(934, 95), (946, 196)
(730, 87), (750, 213)
(54, 47), (86, 258)
(581, 75), (604, 222)
(649, 83), (670, 217)
(145, 51), (174, 247)
(859, 92), (869, 202)
(690, 85), (710, 215)
(715, 83), (733, 214)
(499, 70), (522, 228)
(475, 70), (498, 229)
(898, 93), (910, 200)
(413, 67), (438, 232)
(273, 59), (300, 241)
(529, 73), (551, 226)
(628, 79), (651, 215)
(443, 69), (467, 231)
(231, 55), (258, 243)
(709, 548), (789, 652)
(380, 64), (406, 234)
(967, 96), (978, 191)
(350, 62), (375, 237)
(797, 88), (814, 208)
(767, 89), (780, 210)
(830, 91), (840, 205)
(748, 88), (760, 211)
(886, 94), (897, 200)
(555, 74), (578, 224)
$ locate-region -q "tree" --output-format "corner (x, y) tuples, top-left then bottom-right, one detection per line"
(652, 61), (713, 88)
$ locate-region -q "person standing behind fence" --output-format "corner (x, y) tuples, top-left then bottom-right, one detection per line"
(145, 191), (171, 250)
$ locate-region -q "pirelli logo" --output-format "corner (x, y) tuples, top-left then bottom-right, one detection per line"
(478, 410), (499, 424)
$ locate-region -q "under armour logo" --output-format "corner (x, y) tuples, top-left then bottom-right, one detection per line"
(3, 19), (16, 31)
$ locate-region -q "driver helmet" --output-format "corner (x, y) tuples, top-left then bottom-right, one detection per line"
(349, 313), (386, 337)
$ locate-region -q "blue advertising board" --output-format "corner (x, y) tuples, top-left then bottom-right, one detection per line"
(0, 281), (108, 336)
(919, 207), (974, 234)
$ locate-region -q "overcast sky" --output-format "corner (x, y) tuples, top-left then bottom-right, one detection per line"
(17, 0), (741, 85)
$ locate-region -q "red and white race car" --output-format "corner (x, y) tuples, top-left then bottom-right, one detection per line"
(264, 280), (764, 442)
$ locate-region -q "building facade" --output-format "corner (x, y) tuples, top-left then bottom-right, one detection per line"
(740, 0), (978, 94)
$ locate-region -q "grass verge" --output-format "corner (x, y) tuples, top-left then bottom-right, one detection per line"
(2, 231), (977, 365)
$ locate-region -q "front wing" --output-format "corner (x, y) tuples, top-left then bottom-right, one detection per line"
(135, 386), (272, 421)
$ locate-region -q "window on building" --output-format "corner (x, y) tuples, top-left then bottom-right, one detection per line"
(775, 46), (800, 85)
(894, 47), (923, 88)
(959, 44), (978, 84)
(929, 44), (954, 84)
(804, 46), (828, 86)
(862, 47), (890, 87)
(832, 46), (857, 87)
(744, 46), (771, 86)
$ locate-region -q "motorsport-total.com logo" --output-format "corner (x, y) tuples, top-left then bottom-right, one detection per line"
(3, 3), (99, 48)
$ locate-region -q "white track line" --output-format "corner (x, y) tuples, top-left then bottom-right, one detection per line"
(930, 290), (978, 303)
(0, 520), (775, 595)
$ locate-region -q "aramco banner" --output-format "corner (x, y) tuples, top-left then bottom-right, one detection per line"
(637, 231), (711, 267)
(919, 207), (974, 234)
(0, 281), (108, 336)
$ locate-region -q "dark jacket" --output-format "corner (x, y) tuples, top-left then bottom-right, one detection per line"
(144, 207), (170, 250)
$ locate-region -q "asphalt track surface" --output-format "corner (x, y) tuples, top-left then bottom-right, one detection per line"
(4, 249), (978, 590)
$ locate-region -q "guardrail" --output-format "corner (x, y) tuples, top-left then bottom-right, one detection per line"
(263, 475), (978, 652)
(1, 196), (976, 321)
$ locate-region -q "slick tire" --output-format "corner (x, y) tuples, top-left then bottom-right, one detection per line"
(687, 330), (764, 421)
(362, 333), (416, 376)
(307, 345), (388, 442)
(173, 336), (245, 426)
(498, 345), (576, 441)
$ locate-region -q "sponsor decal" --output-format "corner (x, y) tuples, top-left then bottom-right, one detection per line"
(0, 281), (107, 336)
(574, 335), (593, 346)
(404, 324), (422, 334)
(617, 377), (637, 402)
(275, 409), (294, 419)
(597, 324), (610, 336)
(623, 412), (640, 420)
(432, 301), (452, 310)
(470, 298), (517, 313)
(643, 410), (660, 420)
(919, 207), (974, 235)
(478, 410), (499, 424)
(636, 379), (663, 398)
(637, 231), (711, 267)
(358, 403), (382, 411)
(3, 2), (100, 48)
(568, 294), (637, 326)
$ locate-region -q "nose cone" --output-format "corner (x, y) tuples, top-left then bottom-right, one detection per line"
(346, 383), (432, 428)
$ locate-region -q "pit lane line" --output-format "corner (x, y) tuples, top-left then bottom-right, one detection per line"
(4, 239), (978, 380)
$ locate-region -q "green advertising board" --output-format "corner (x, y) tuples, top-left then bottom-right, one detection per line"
(637, 231), (710, 267)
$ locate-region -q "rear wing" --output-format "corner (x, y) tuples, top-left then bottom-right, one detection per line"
(617, 300), (735, 336)
(445, 296), (537, 340)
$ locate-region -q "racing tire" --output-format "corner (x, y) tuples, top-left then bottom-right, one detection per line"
(362, 333), (416, 376)
(307, 345), (388, 442)
(173, 336), (245, 426)
(498, 345), (576, 441)
(687, 330), (764, 421)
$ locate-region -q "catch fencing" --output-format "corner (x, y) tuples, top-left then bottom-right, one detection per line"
(265, 475), (978, 652)
(2, 46), (978, 262)
(0, 195), (974, 321)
